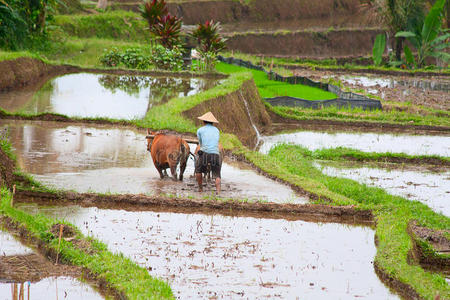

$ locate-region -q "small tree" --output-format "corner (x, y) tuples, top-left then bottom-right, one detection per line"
(395, 0), (449, 68)
(191, 20), (227, 70)
(140, 0), (182, 50)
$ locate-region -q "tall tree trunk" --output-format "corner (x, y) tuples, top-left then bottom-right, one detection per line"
(97, 0), (107, 9)
(395, 37), (404, 61)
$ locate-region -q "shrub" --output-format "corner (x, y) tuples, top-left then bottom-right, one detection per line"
(191, 20), (227, 70)
(100, 47), (122, 67)
(99, 47), (152, 69)
(150, 44), (183, 70)
(121, 48), (151, 69)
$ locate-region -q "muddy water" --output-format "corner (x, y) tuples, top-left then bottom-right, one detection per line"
(2, 120), (303, 203)
(0, 277), (104, 300)
(260, 130), (450, 156)
(18, 204), (399, 299)
(294, 69), (450, 110)
(317, 162), (450, 217)
(0, 73), (218, 120)
(0, 231), (33, 256)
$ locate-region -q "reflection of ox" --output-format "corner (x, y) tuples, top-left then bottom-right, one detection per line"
(194, 143), (224, 182)
(146, 130), (190, 181)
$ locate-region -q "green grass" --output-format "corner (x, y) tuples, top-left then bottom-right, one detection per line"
(53, 11), (149, 42)
(0, 187), (174, 299)
(295, 146), (450, 165)
(269, 104), (450, 127)
(215, 62), (337, 100)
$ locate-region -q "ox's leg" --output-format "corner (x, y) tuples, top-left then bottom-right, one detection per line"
(155, 163), (164, 179)
(179, 160), (187, 181)
(170, 165), (178, 181)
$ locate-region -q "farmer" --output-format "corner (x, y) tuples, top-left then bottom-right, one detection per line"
(195, 112), (221, 194)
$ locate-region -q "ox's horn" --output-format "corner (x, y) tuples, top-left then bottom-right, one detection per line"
(147, 128), (150, 135)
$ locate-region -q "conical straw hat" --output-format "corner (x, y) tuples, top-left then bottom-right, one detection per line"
(198, 111), (219, 123)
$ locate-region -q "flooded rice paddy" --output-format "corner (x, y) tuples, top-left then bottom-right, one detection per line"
(259, 130), (450, 156)
(1, 120), (303, 203)
(295, 69), (450, 110)
(0, 73), (218, 120)
(0, 230), (103, 300)
(317, 162), (450, 217)
(18, 203), (399, 299)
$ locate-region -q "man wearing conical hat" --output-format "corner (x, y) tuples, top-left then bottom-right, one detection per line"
(195, 112), (221, 194)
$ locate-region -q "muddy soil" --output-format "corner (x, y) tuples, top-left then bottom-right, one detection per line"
(259, 129), (450, 156)
(17, 203), (399, 299)
(0, 73), (218, 120)
(290, 69), (450, 111)
(1, 120), (302, 203)
(225, 29), (381, 58)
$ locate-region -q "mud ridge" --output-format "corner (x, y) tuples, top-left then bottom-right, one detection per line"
(15, 189), (374, 225)
(0, 216), (124, 299)
(183, 79), (272, 147)
(373, 261), (423, 300)
(339, 155), (450, 168)
(407, 221), (450, 273)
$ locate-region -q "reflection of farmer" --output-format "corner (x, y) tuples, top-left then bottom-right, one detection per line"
(195, 112), (221, 194)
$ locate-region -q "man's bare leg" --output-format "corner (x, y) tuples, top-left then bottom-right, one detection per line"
(215, 177), (221, 194)
(196, 173), (203, 192)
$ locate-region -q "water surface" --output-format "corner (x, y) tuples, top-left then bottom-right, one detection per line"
(260, 130), (450, 156)
(0, 73), (217, 120)
(2, 121), (303, 203)
(18, 204), (399, 299)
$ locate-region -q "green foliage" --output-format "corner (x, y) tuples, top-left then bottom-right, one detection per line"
(121, 48), (151, 69)
(150, 44), (183, 70)
(372, 33), (386, 66)
(376, 0), (426, 60)
(140, 0), (182, 49)
(140, 0), (168, 30)
(99, 47), (122, 67)
(395, 0), (449, 67)
(0, 1), (29, 50)
(153, 14), (183, 49)
(99, 47), (151, 69)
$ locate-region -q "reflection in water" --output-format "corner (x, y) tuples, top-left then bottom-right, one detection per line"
(0, 277), (103, 300)
(317, 162), (450, 217)
(18, 204), (399, 299)
(0, 73), (217, 120)
(260, 130), (450, 156)
(2, 121), (302, 203)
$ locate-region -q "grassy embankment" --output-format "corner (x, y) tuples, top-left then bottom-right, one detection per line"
(294, 146), (450, 165)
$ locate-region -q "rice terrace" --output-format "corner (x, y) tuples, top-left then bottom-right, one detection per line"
(0, 0), (449, 299)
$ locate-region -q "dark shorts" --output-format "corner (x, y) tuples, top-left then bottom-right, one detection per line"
(195, 152), (222, 178)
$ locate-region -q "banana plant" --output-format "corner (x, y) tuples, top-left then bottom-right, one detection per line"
(395, 0), (449, 68)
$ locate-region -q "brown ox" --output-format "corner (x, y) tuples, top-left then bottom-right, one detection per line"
(194, 143), (224, 182)
(146, 130), (190, 181)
